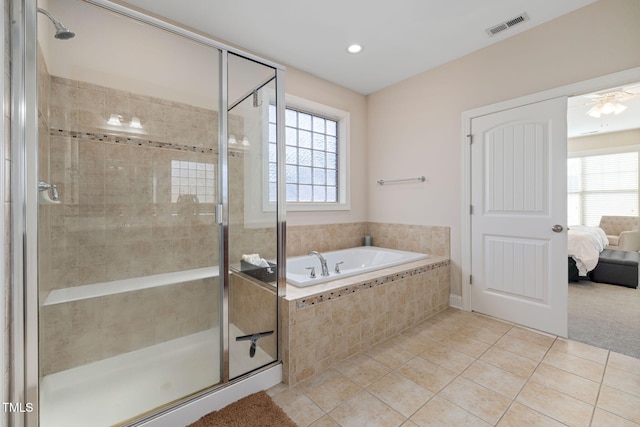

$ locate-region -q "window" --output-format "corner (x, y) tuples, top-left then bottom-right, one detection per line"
(568, 150), (638, 226)
(268, 95), (349, 211)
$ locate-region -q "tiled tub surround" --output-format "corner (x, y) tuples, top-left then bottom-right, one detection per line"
(281, 256), (450, 385)
(230, 272), (278, 362)
(286, 222), (449, 259)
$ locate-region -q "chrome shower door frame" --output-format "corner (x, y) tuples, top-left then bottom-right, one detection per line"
(10, 0), (286, 425)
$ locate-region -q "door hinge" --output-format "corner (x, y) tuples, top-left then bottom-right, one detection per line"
(467, 134), (473, 144)
(470, 205), (474, 215)
(469, 275), (473, 285)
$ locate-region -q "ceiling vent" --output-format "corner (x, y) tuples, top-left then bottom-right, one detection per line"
(486, 12), (530, 37)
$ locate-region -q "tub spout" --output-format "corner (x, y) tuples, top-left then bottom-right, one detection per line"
(308, 251), (330, 276)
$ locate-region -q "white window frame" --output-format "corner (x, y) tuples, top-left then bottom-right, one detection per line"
(268, 94), (350, 212)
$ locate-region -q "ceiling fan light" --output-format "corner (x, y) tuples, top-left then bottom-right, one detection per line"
(613, 103), (627, 114)
(586, 105), (601, 118)
(600, 101), (616, 115)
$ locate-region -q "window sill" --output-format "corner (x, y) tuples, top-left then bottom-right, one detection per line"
(285, 201), (350, 212)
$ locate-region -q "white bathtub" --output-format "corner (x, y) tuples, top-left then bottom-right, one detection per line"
(287, 246), (429, 287)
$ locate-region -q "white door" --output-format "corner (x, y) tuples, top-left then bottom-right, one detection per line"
(470, 97), (568, 337)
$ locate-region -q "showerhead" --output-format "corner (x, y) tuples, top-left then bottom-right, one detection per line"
(37, 8), (75, 40)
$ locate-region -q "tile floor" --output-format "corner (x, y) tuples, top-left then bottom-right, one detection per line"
(267, 308), (640, 426)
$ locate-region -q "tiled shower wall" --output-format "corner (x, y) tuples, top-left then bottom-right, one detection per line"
(38, 61), (276, 374)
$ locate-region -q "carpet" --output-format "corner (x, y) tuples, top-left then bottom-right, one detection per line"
(187, 391), (297, 427)
(568, 280), (640, 359)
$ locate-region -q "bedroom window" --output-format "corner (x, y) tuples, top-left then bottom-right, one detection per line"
(568, 151), (638, 226)
(268, 95), (350, 211)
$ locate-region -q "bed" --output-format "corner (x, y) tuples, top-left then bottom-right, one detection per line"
(568, 225), (609, 280)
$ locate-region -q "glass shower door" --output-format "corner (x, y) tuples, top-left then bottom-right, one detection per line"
(227, 54), (279, 379)
(36, 0), (223, 425)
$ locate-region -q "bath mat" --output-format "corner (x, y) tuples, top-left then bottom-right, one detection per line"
(187, 391), (297, 427)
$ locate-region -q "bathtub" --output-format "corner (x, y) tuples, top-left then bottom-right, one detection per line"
(287, 246), (429, 287)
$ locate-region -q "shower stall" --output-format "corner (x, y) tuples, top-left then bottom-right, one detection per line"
(12, 0), (285, 425)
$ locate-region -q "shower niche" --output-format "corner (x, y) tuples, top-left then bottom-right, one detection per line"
(29, 0), (284, 425)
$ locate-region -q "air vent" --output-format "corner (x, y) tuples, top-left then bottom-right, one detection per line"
(486, 12), (530, 37)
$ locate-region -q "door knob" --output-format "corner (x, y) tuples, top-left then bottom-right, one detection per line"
(552, 224), (563, 233)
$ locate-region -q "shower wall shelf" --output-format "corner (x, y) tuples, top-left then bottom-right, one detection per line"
(43, 266), (219, 306)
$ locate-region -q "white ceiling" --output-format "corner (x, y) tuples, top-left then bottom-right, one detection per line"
(121, 0), (598, 95)
(47, 0), (639, 138)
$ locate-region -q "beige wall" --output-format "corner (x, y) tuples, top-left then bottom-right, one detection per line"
(367, 0), (640, 296)
(285, 68), (369, 226)
(569, 129), (640, 153)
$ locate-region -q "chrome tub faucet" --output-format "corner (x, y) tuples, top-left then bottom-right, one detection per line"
(308, 251), (330, 276)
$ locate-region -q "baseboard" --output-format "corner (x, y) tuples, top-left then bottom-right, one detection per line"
(449, 293), (463, 310)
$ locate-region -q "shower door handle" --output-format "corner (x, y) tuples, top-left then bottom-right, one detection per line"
(215, 204), (223, 224)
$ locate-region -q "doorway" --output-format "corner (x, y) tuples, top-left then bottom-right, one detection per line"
(461, 67), (640, 336)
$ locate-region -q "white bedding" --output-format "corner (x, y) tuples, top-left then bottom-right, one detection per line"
(568, 225), (609, 276)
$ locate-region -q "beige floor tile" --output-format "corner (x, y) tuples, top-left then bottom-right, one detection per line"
(328, 390), (406, 427)
(401, 420), (420, 427)
(367, 341), (416, 370)
(396, 356), (457, 394)
(309, 416), (341, 427)
(300, 368), (362, 412)
(597, 385), (640, 424)
(455, 323), (505, 345)
(409, 396), (491, 427)
(495, 334), (550, 362)
(530, 363), (600, 404)
(542, 349), (606, 382)
(439, 333), (492, 358)
(479, 346), (539, 378)
(438, 377), (512, 425)
(419, 343), (475, 374)
(608, 352), (640, 377)
(461, 360), (527, 399)
(271, 386), (326, 427)
(367, 372), (434, 418)
(552, 338), (609, 365)
(413, 322), (453, 342)
(472, 315), (513, 333)
(335, 353), (392, 387)
(591, 408), (640, 427)
(506, 326), (556, 348)
(266, 382), (289, 397)
(497, 402), (566, 427)
(604, 366), (640, 398)
(393, 331), (437, 355)
(517, 381), (594, 426)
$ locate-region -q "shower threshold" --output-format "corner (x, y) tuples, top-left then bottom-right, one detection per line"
(40, 325), (273, 427)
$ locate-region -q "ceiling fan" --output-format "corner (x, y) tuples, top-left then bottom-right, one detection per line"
(584, 84), (640, 118)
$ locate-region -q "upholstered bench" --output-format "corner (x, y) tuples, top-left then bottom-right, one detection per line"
(590, 249), (640, 289)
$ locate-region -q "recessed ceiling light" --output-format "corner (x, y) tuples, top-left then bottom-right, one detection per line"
(347, 44), (362, 54)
